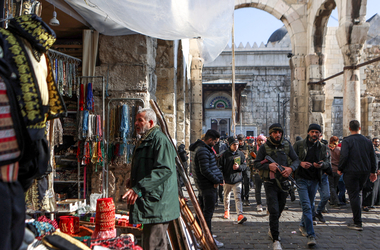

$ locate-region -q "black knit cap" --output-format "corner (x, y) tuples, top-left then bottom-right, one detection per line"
(308, 124), (321, 133)
(228, 136), (239, 145)
(269, 123), (283, 134)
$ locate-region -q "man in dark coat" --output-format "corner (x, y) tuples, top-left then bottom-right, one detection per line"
(123, 108), (180, 250)
(219, 136), (247, 224)
(254, 123), (300, 250)
(293, 124), (330, 247)
(338, 120), (377, 231)
(190, 129), (224, 248)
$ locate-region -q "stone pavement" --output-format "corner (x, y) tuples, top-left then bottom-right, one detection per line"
(185, 181), (380, 250)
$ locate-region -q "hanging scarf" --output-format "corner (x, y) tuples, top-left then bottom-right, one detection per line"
(108, 143), (114, 163)
(83, 110), (89, 139)
(58, 59), (63, 95)
(97, 141), (103, 171)
(87, 114), (94, 140)
(120, 104), (129, 143)
(86, 82), (94, 111)
(91, 141), (97, 164)
(67, 63), (72, 98)
(97, 115), (102, 140)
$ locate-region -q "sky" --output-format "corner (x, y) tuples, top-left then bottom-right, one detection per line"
(232, 0), (380, 46)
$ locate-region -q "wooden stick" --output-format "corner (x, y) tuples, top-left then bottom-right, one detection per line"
(150, 99), (217, 250)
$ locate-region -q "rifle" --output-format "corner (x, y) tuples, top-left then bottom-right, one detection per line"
(250, 151), (256, 159)
(265, 155), (300, 189)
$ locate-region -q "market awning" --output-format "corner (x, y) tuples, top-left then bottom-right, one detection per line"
(47, 0), (235, 63)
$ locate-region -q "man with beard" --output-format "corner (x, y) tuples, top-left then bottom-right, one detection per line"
(254, 124), (300, 250)
(190, 129), (224, 247)
(293, 124), (330, 247)
(251, 134), (267, 212)
(338, 120), (377, 231)
(123, 108), (179, 250)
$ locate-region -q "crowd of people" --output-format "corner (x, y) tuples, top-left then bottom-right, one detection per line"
(120, 108), (378, 250)
(189, 120), (379, 250)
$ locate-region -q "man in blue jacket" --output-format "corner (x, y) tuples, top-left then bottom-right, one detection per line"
(338, 120), (377, 231)
(123, 108), (179, 250)
(190, 129), (224, 248)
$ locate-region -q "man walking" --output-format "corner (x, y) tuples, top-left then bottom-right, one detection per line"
(293, 124), (330, 247)
(190, 129), (224, 247)
(338, 120), (377, 231)
(252, 134), (267, 212)
(123, 108), (179, 250)
(237, 134), (251, 206)
(219, 136), (248, 224)
(254, 123), (300, 250)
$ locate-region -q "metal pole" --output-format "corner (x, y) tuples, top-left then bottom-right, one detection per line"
(231, 15), (236, 136)
(278, 94), (280, 123)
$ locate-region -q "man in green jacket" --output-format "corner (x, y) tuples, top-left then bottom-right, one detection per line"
(123, 108), (179, 250)
(293, 124), (330, 247)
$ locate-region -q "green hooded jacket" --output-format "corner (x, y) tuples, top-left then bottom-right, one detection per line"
(130, 126), (180, 224)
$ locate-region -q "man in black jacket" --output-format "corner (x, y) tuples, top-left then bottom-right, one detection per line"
(293, 123), (330, 247)
(254, 123), (300, 250)
(219, 136), (247, 224)
(190, 129), (224, 247)
(338, 120), (377, 231)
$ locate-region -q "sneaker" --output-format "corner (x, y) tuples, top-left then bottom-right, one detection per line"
(362, 206), (370, 212)
(257, 204), (263, 212)
(214, 239), (224, 248)
(315, 212), (326, 223)
(347, 223), (363, 231)
(237, 214), (247, 224)
(243, 200), (250, 206)
(273, 240), (282, 250)
(299, 226), (307, 237)
(307, 236), (316, 246)
(268, 229), (281, 241)
(322, 208), (328, 213)
(224, 211), (229, 219)
(312, 216), (318, 225)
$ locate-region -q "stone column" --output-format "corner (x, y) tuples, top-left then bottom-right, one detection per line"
(289, 55), (308, 142)
(190, 56), (203, 143)
(305, 54), (326, 136)
(155, 40), (177, 139)
(361, 96), (375, 137)
(336, 0), (369, 136)
(176, 41), (186, 145)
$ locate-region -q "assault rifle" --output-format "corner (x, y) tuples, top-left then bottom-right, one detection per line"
(265, 155), (300, 189)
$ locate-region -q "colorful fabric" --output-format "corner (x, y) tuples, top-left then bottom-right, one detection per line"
(0, 14), (66, 128)
(120, 104), (129, 143)
(86, 82), (94, 111)
(89, 235), (135, 249)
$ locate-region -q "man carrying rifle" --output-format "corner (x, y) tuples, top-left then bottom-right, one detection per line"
(254, 123), (300, 250)
(293, 124), (330, 247)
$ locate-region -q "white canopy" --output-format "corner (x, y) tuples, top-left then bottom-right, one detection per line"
(48, 0), (235, 63)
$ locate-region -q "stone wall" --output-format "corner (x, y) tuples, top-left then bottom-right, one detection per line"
(93, 34), (157, 209)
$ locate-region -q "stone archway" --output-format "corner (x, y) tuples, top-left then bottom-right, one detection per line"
(234, 0), (309, 141)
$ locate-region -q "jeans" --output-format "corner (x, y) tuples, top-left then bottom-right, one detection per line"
(197, 188), (217, 234)
(297, 178), (319, 237)
(224, 182), (243, 215)
(344, 173), (369, 225)
(328, 172), (341, 206)
(264, 181), (288, 241)
(314, 174), (330, 214)
(241, 169), (250, 201)
(254, 174), (263, 205)
(338, 174), (347, 204)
